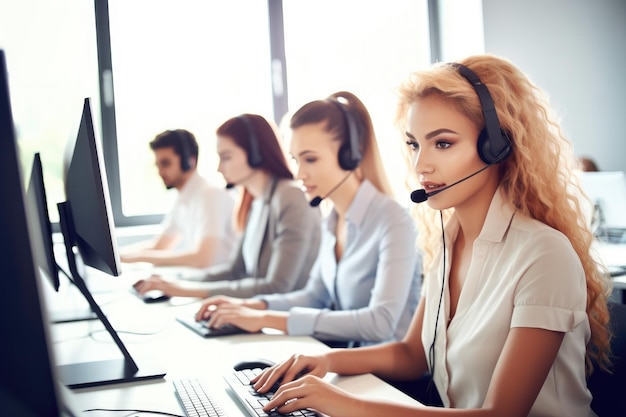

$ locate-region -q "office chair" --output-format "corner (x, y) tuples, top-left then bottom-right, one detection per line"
(587, 301), (626, 417)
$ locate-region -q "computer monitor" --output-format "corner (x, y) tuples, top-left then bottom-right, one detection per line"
(55, 97), (165, 389)
(26, 153), (60, 291)
(580, 171), (626, 240)
(62, 98), (121, 276)
(26, 153), (97, 323)
(0, 48), (78, 417)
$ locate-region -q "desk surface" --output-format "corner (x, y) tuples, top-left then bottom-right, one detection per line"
(47, 272), (421, 416)
(49, 242), (626, 415)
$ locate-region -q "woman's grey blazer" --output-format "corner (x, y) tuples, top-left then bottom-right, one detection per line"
(197, 177), (321, 298)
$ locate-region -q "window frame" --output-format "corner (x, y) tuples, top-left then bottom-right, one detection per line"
(94, 0), (439, 228)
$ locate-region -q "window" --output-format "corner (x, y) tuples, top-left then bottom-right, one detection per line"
(103, 0), (432, 225)
(0, 0), (99, 223)
(105, 0), (274, 222)
(2, 1), (434, 229)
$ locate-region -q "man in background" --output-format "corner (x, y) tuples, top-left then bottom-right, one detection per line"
(120, 129), (237, 269)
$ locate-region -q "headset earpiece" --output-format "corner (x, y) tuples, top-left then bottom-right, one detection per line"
(330, 98), (362, 171)
(477, 127), (511, 165)
(177, 130), (193, 172)
(453, 63), (512, 165)
(238, 114), (263, 168)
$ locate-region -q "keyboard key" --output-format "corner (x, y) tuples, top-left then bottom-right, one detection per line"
(173, 378), (229, 417)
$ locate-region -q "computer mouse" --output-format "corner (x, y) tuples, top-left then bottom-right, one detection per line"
(232, 358), (276, 371)
(142, 290), (170, 303)
(131, 284), (170, 303)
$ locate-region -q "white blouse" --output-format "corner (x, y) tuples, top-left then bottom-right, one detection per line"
(242, 197), (265, 275)
(421, 188), (594, 417)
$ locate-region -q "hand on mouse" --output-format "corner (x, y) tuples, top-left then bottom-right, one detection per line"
(252, 353), (330, 394)
(133, 275), (183, 297)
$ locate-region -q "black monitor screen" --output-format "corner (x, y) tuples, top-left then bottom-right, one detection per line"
(0, 49), (75, 417)
(26, 152), (60, 291)
(63, 98), (120, 276)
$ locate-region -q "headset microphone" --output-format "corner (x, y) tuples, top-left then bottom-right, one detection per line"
(309, 171), (353, 208)
(410, 163), (492, 204)
(309, 195), (323, 207)
(409, 188), (430, 204)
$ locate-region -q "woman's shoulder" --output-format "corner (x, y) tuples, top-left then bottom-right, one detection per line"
(272, 178), (306, 198)
(509, 212), (578, 260)
(368, 187), (412, 216)
(270, 178), (315, 209)
(364, 189), (415, 231)
(512, 212), (569, 241)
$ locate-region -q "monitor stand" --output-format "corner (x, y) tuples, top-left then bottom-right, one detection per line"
(42, 266), (97, 323)
(56, 357), (166, 390)
(48, 307), (96, 324)
(56, 201), (166, 389)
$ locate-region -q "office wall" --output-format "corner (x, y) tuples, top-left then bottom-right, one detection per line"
(482, 0), (626, 173)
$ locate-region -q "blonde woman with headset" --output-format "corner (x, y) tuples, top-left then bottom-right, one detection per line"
(244, 56), (611, 417)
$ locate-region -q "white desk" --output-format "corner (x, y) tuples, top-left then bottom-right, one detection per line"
(48, 240), (626, 415)
(48, 278), (421, 416)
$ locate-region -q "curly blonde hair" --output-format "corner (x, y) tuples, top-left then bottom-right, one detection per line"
(395, 54), (611, 374)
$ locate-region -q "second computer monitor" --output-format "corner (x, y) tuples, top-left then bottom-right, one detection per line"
(62, 97), (121, 277)
(54, 97), (165, 389)
(26, 152), (60, 291)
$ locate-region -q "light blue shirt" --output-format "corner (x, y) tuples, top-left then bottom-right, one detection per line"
(261, 180), (421, 345)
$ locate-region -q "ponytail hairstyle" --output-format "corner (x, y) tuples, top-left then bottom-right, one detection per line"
(396, 54), (611, 374)
(290, 91), (393, 196)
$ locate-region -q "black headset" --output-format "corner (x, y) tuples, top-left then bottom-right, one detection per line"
(453, 63), (512, 165)
(329, 98), (363, 171)
(176, 129), (194, 172)
(238, 114), (263, 168)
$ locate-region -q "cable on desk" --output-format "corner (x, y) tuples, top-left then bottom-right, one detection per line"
(51, 324), (169, 345)
(89, 327), (167, 338)
(83, 407), (183, 417)
(52, 333), (93, 344)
